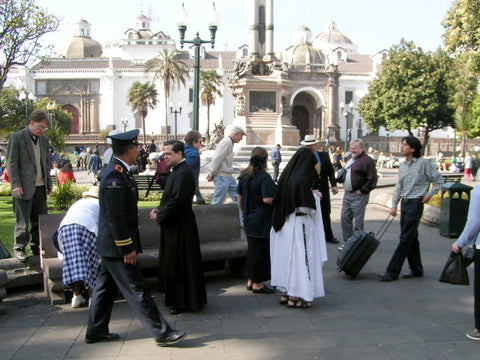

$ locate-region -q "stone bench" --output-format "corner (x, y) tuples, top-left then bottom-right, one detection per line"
(39, 203), (246, 304)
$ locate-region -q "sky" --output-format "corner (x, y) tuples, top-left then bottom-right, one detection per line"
(35, 0), (456, 56)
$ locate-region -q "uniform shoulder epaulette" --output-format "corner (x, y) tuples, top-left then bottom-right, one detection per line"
(114, 164), (124, 173)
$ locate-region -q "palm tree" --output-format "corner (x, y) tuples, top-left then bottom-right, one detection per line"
(127, 81), (159, 144)
(145, 49), (189, 137)
(452, 63), (478, 156)
(200, 70), (223, 144)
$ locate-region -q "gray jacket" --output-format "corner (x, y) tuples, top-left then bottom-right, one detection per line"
(7, 127), (52, 200)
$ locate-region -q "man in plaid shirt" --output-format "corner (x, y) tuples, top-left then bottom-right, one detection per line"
(380, 136), (443, 282)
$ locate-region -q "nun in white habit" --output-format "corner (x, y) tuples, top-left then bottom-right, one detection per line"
(270, 147), (328, 308)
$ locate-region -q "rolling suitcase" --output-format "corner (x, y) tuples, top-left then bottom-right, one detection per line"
(337, 215), (394, 279)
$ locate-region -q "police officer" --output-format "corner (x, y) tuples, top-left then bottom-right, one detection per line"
(86, 129), (187, 346)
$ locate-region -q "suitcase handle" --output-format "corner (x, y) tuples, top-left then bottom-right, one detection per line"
(375, 214), (395, 242)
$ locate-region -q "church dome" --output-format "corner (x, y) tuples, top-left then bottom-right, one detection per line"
(66, 19), (102, 58)
(66, 37), (103, 58)
(313, 21), (359, 54)
(285, 43), (325, 65)
(314, 21), (353, 44)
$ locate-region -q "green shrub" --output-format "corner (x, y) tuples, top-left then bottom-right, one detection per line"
(50, 182), (79, 210)
(0, 183), (11, 196)
(138, 191), (163, 202)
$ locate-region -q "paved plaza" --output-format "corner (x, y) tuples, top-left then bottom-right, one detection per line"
(1, 166), (479, 359)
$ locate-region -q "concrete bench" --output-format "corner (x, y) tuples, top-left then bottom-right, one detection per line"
(39, 203), (246, 304)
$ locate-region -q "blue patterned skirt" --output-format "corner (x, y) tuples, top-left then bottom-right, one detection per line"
(59, 224), (99, 290)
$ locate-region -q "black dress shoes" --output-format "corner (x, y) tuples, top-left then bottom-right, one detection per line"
(156, 330), (188, 346)
(402, 271), (423, 279)
(379, 273), (398, 282)
(30, 246), (40, 256)
(170, 307), (185, 315)
(85, 333), (121, 344)
(326, 238), (340, 244)
(252, 285), (276, 294)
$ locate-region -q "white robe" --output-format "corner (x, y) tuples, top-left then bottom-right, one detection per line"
(270, 193), (328, 302)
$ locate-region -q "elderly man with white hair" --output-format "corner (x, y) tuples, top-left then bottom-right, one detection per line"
(207, 125), (246, 205)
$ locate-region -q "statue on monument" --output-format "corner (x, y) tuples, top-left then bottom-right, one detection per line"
(208, 121), (225, 149)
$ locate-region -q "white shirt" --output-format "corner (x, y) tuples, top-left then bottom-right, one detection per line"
(59, 197), (100, 236)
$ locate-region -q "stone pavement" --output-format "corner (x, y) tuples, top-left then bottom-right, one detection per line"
(2, 187), (479, 359)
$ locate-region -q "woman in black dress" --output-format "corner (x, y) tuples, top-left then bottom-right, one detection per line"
(237, 147), (276, 293)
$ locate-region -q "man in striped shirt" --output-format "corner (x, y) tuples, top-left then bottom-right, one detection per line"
(380, 136), (443, 282)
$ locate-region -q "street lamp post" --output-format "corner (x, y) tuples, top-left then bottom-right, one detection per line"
(121, 118), (129, 132)
(169, 102), (182, 140)
(18, 91), (35, 125)
(340, 101), (354, 151)
(46, 100), (56, 126)
(176, 3), (220, 131)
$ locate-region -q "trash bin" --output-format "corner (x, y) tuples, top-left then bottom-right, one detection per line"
(439, 182), (473, 238)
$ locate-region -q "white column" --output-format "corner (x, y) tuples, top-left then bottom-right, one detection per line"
(265, 0), (274, 57)
(249, 0), (258, 58)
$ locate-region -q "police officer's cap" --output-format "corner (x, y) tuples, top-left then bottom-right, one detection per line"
(108, 129), (140, 146)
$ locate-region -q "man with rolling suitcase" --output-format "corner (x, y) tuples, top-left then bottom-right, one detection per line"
(380, 136), (443, 282)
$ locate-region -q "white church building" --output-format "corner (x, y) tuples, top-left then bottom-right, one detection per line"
(6, 0), (450, 149)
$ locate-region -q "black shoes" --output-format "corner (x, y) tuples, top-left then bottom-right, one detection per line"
(170, 307), (184, 315)
(379, 273), (398, 282)
(252, 285), (276, 294)
(30, 246), (40, 256)
(85, 333), (121, 344)
(402, 272), (423, 279)
(14, 249), (28, 262)
(326, 238), (340, 244)
(156, 330), (188, 346)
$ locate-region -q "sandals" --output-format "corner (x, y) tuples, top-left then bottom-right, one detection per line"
(279, 294), (289, 305)
(286, 297), (312, 309)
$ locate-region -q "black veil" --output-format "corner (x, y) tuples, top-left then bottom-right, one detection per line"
(272, 147), (319, 232)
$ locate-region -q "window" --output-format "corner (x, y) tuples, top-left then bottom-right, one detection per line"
(189, 88), (194, 103)
(345, 91), (353, 104)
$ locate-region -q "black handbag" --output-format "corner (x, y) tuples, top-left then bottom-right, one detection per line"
(464, 246), (475, 268)
(336, 168), (347, 183)
(439, 251), (469, 285)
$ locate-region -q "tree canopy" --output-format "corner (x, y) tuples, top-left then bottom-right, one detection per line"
(145, 49), (189, 137)
(0, 0), (60, 90)
(358, 40), (456, 149)
(442, 0), (480, 70)
(0, 87), (72, 150)
(200, 70), (223, 143)
(127, 81), (158, 144)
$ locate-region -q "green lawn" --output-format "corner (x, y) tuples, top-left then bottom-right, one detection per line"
(0, 196), (161, 255)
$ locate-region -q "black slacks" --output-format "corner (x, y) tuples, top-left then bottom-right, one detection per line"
(87, 257), (171, 340)
(386, 198), (424, 278)
(474, 248), (480, 330)
(320, 194), (335, 242)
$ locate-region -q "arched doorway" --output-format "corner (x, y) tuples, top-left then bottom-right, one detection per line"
(292, 105), (309, 140)
(62, 105), (79, 134)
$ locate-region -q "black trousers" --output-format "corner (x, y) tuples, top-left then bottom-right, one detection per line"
(246, 236), (271, 283)
(320, 194), (335, 242)
(87, 257), (171, 340)
(474, 248), (480, 330)
(386, 198), (424, 277)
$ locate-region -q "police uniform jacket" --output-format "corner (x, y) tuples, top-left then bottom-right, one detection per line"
(96, 157), (141, 257)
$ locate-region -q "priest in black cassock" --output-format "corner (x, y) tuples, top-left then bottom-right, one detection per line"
(150, 140), (207, 315)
